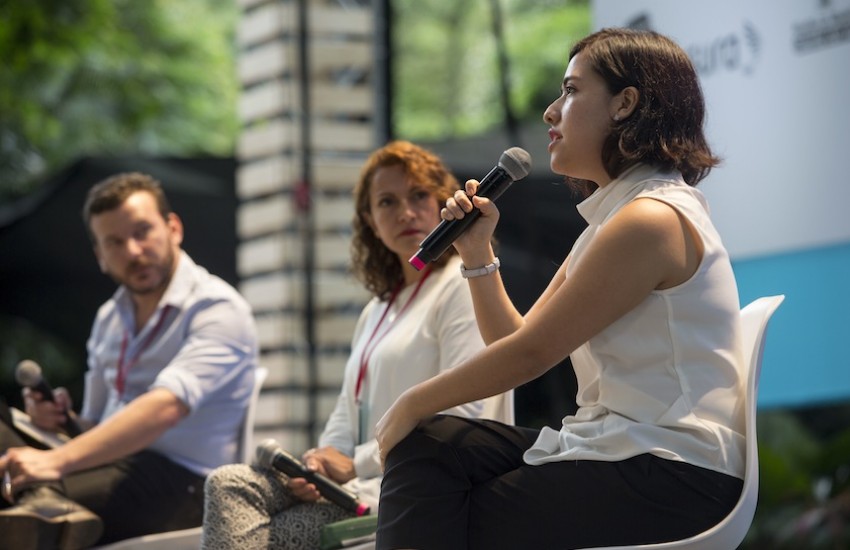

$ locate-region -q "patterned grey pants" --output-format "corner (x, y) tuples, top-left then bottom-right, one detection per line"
(201, 463), (354, 549)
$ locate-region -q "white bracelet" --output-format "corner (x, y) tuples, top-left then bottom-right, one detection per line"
(460, 257), (500, 279)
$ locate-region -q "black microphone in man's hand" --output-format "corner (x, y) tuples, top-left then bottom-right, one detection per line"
(256, 439), (371, 516)
(409, 147), (532, 270)
(15, 360), (57, 402)
(15, 359), (83, 437)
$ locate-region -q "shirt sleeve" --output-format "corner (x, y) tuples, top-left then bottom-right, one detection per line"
(352, 438), (381, 481)
(317, 302), (375, 458)
(317, 385), (357, 457)
(151, 298), (257, 412)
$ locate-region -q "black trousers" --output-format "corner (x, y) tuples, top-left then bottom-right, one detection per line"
(376, 415), (743, 550)
(1, 399), (205, 544)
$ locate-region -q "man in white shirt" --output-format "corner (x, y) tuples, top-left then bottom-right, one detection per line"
(0, 172), (258, 549)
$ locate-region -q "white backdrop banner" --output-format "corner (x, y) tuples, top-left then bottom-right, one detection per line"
(593, 0), (850, 260)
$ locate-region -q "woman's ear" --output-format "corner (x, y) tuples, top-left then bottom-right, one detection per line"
(363, 211), (377, 234)
(612, 86), (640, 121)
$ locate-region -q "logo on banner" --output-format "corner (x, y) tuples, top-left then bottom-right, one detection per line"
(792, 0), (850, 53)
(624, 13), (762, 78)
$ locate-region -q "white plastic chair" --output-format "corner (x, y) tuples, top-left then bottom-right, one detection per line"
(578, 294), (785, 550)
(94, 366), (268, 550)
(324, 296), (785, 550)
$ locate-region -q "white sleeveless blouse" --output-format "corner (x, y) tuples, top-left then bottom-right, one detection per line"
(524, 164), (745, 479)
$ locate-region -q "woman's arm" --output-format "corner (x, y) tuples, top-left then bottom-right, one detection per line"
(446, 180), (571, 344)
(377, 197), (699, 461)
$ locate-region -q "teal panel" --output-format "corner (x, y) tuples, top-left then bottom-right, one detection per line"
(733, 242), (850, 408)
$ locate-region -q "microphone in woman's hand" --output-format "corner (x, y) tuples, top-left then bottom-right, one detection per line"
(256, 439), (371, 516)
(409, 147), (532, 270)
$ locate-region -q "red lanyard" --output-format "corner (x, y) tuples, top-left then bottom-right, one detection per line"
(354, 268), (432, 404)
(116, 305), (172, 396)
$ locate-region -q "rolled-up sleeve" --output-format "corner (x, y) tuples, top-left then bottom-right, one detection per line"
(152, 298), (256, 412)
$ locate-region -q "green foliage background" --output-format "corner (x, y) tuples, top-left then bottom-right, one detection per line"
(0, 0), (239, 202)
(393, 0), (590, 140)
(0, 0), (592, 198)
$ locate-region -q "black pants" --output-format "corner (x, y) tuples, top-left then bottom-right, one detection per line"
(376, 415), (743, 550)
(1, 399), (205, 544)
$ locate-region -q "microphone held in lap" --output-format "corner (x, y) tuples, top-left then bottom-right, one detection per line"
(256, 439), (371, 516)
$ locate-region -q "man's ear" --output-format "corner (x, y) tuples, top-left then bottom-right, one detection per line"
(612, 86), (640, 121)
(94, 248), (107, 273)
(167, 213), (184, 247)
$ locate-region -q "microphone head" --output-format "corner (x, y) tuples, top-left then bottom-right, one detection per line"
(498, 147), (532, 181)
(255, 438), (281, 468)
(15, 359), (43, 387)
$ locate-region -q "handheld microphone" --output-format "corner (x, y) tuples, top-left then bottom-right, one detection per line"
(15, 359), (83, 437)
(409, 146), (532, 270)
(256, 439), (371, 516)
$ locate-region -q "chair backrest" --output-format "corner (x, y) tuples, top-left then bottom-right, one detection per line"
(237, 366), (268, 463)
(577, 294), (785, 550)
(705, 295), (784, 548)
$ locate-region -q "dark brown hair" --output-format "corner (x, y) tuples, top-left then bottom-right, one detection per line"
(351, 141), (460, 299)
(82, 172), (171, 242)
(567, 28), (720, 196)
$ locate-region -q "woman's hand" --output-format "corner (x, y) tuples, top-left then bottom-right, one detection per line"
(302, 446), (356, 485)
(286, 446), (355, 502)
(443, 179), (500, 265)
(375, 393), (422, 470)
(287, 476), (321, 502)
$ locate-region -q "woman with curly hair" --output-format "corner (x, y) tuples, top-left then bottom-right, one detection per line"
(200, 141), (506, 549)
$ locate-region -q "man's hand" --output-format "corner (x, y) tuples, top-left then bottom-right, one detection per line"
(0, 446), (65, 502)
(23, 387), (74, 432)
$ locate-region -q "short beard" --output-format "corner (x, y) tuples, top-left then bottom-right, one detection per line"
(110, 247), (177, 298)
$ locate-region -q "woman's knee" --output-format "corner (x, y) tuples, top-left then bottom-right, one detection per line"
(385, 416), (459, 466)
(383, 416), (477, 487)
(204, 464), (255, 497)
(407, 414), (478, 447)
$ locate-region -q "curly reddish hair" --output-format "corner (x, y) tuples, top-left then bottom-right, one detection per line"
(351, 141), (460, 299)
